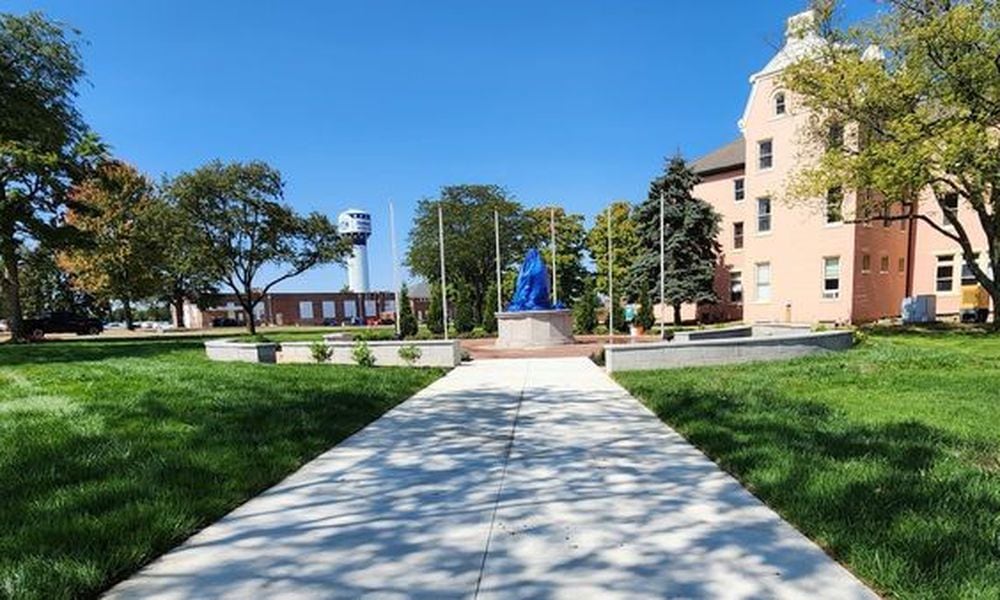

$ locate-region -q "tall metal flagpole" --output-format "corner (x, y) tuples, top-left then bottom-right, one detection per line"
(607, 205), (613, 344)
(494, 210), (502, 311)
(550, 207), (557, 306)
(437, 203), (449, 340)
(389, 200), (401, 336)
(659, 192), (666, 340)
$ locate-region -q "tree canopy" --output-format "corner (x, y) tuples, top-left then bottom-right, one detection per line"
(169, 160), (348, 334)
(631, 156), (721, 324)
(0, 11), (104, 340)
(528, 206), (589, 306)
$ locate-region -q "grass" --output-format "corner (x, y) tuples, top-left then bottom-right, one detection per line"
(0, 338), (443, 600)
(615, 328), (1000, 599)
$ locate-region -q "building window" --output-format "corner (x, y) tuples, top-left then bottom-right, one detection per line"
(343, 300), (357, 320)
(755, 262), (772, 302)
(299, 301), (314, 320)
(861, 254), (871, 274)
(774, 92), (786, 115)
(936, 255), (955, 292)
(758, 140), (773, 170)
(942, 193), (959, 225)
(733, 222), (744, 249)
(757, 197), (772, 233)
(880, 255), (890, 273)
(898, 257), (906, 273)
(826, 187), (843, 224)
(322, 301), (335, 319)
(734, 178), (745, 202)
(730, 271), (743, 303)
(961, 253), (981, 286)
(827, 122), (845, 150)
(823, 257), (840, 299)
(364, 299), (377, 316)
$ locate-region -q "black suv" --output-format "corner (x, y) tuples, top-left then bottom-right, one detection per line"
(23, 311), (104, 338)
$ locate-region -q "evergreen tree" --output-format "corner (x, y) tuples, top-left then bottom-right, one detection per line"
(631, 155), (721, 325)
(607, 294), (627, 334)
(635, 283), (655, 331)
(427, 282), (444, 335)
(452, 282), (475, 334)
(483, 280), (498, 333)
(398, 283), (418, 338)
(572, 279), (599, 334)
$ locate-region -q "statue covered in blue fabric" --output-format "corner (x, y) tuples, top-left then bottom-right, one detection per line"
(507, 248), (563, 311)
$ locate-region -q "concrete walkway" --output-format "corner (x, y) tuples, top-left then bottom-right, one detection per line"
(106, 358), (876, 600)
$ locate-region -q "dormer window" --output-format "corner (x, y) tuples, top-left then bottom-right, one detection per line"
(774, 92), (787, 116)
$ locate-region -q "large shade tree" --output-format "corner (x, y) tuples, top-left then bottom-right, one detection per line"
(58, 161), (163, 330)
(631, 156), (721, 325)
(587, 200), (639, 325)
(406, 184), (533, 325)
(528, 206), (590, 306)
(0, 12), (104, 340)
(169, 160), (349, 334)
(783, 0), (1000, 326)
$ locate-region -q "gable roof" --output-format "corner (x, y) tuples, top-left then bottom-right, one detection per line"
(691, 137), (745, 176)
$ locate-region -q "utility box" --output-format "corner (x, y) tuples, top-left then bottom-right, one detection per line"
(902, 295), (937, 324)
(960, 285), (990, 323)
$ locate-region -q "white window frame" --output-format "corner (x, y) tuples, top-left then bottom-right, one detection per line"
(322, 301), (335, 319)
(730, 271), (743, 303)
(298, 301), (314, 320)
(734, 178), (745, 202)
(343, 300), (357, 319)
(822, 257), (840, 300)
(757, 197), (772, 233)
(936, 254), (955, 293)
(733, 221), (744, 250)
(861, 254), (871, 274)
(774, 92), (787, 116)
(757, 139), (773, 170)
(880, 255), (890, 274)
(755, 262), (772, 303)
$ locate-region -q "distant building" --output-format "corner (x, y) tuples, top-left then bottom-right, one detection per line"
(180, 285), (431, 328)
(671, 9), (992, 325)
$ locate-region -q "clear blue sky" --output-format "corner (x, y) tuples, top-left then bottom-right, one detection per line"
(10, 0), (877, 292)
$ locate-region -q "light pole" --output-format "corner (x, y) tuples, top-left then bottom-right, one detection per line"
(437, 203), (449, 340)
(659, 192), (666, 339)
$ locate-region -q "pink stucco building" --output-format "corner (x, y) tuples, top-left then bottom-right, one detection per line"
(685, 10), (993, 325)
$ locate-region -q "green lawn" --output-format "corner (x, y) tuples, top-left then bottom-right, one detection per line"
(616, 328), (1000, 599)
(0, 338), (443, 600)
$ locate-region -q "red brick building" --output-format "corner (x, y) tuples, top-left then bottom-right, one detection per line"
(181, 287), (431, 328)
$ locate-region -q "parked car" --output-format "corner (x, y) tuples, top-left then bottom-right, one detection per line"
(23, 311), (104, 338)
(211, 317), (240, 327)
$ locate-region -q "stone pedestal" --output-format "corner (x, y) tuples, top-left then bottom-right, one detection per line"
(495, 309), (574, 348)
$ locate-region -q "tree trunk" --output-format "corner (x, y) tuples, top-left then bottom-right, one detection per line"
(672, 302), (682, 326)
(123, 298), (134, 330)
(172, 293), (186, 329)
(246, 307), (257, 335)
(0, 236), (24, 341)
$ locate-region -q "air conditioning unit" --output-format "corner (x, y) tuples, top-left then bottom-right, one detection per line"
(901, 295), (936, 324)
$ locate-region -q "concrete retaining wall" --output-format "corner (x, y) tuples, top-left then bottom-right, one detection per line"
(278, 340), (461, 367)
(204, 340), (277, 364)
(672, 325), (753, 343)
(605, 329), (853, 373)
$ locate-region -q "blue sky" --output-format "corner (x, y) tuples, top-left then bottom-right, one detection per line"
(10, 0), (877, 292)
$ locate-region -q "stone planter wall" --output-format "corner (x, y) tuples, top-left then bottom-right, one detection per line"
(204, 339), (277, 364)
(278, 339), (461, 368)
(605, 329), (853, 373)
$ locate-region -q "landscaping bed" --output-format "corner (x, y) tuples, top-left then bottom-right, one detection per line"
(615, 328), (1000, 598)
(0, 338), (443, 599)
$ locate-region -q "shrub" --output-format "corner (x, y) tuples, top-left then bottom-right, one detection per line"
(398, 344), (422, 366)
(483, 281), (499, 333)
(635, 284), (655, 331)
(589, 348), (605, 366)
(310, 341), (332, 363)
(428, 282), (444, 334)
(452, 284), (475, 334)
(351, 340), (376, 367)
(852, 329), (868, 346)
(593, 324), (609, 336)
(398, 284), (418, 338)
(573, 282), (599, 334)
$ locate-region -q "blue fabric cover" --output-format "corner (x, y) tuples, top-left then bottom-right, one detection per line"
(507, 248), (555, 311)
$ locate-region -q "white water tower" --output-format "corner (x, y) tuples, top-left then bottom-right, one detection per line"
(338, 209), (372, 293)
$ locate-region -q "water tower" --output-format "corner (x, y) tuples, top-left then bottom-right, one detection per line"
(338, 209), (372, 293)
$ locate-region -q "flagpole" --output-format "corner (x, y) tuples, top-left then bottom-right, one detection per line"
(389, 200), (401, 337)
(494, 210), (502, 311)
(550, 207), (557, 306)
(659, 192), (666, 340)
(607, 205), (613, 344)
(437, 203), (449, 340)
